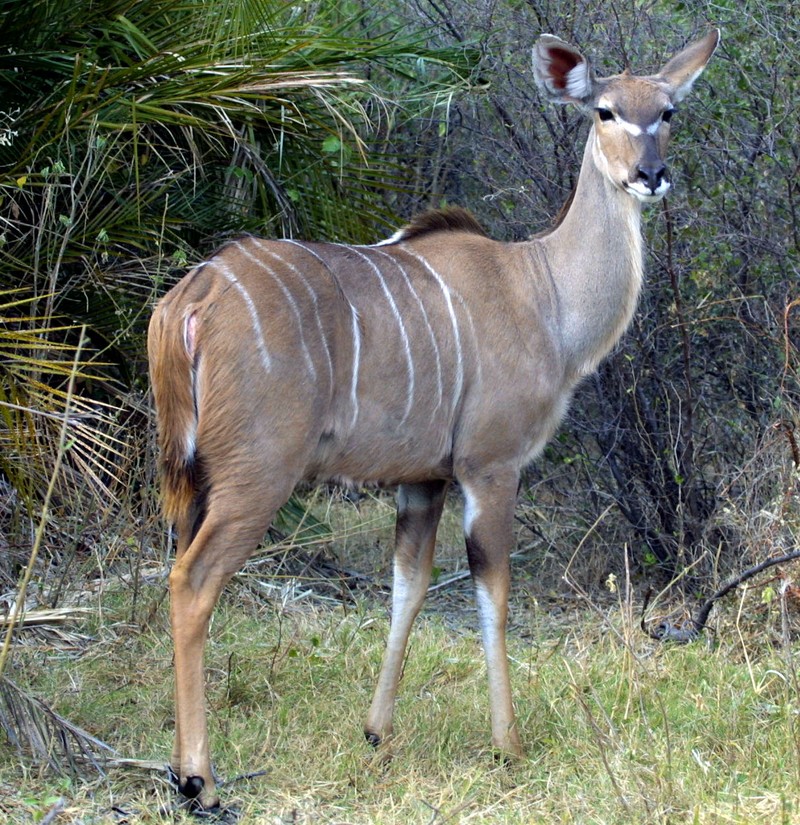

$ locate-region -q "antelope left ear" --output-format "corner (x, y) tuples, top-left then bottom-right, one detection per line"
(657, 28), (720, 103)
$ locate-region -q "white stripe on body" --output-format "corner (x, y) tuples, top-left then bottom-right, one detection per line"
(453, 291), (482, 393)
(349, 307), (361, 429)
(235, 242), (316, 379)
(216, 262), (272, 374)
(280, 239), (361, 429)
(352, 248), (416, 425)
(374, 250), (444, 415)
(255, 241), (334, 388)
(399, 246), (464, 414)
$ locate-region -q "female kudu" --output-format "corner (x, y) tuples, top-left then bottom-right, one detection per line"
(149, 29), (719, 810)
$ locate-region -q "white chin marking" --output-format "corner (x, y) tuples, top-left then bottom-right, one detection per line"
(626, 181), (670, 203)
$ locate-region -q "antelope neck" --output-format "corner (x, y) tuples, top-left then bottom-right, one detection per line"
(534, 128), (645, 379)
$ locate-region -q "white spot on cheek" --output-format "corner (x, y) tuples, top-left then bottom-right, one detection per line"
(620, 120), (643, 137)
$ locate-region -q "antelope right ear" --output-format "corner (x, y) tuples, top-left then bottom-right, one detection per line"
(533, 35), (594, 106)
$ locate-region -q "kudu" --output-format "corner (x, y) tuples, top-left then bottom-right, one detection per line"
(149, 29), (719, 810)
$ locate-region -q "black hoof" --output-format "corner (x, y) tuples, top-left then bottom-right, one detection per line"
(173, 775), (224, 818)
(180, 775), (206, 799)
(364, 730), (382, 748)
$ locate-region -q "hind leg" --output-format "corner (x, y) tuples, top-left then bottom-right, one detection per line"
(169, 479), (295, 811)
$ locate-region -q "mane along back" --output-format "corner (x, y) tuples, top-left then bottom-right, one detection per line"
(389, 206), (489, 244)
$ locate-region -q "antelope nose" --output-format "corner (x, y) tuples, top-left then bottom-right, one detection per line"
(636, 163), (667, 193)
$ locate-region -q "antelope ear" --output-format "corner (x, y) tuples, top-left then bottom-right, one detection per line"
(657, 28), (720, 103)
(533, 35), (594, 106)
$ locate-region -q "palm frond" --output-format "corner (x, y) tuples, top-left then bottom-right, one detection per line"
(0, 0), (474, 524)
(0, 676), (115, 778)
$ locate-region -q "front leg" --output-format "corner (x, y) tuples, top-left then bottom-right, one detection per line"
(460, 467), (523, 757)
(365, 480), (449, 748)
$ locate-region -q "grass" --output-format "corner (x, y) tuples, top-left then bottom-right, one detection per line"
(3, 545), (800, 824)
(1, 490), (799, 824)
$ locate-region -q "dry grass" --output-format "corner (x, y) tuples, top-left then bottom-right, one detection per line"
(3, 518), (800, 824)
(1, 451), (799, 824)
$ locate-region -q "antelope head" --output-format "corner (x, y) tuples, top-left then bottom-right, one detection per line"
(533, 30), (719, 203)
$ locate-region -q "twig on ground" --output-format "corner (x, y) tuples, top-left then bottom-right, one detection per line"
(642, 550), (800, 642)
(0, 676), (115, 775)
(220, 769), (269, 788)
(39, 798), (66, 825)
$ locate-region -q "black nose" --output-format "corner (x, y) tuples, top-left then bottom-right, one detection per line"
(636, 163), (667, 193)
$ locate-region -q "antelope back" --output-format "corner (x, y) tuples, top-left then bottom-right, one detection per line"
(148, 209), (566, 515)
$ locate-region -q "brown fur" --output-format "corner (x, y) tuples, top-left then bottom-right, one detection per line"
(147, 273), (201, 525)
(394, 206), (488, 242)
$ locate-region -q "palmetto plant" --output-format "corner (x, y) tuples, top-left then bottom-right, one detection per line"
(0, 0), (471, 520)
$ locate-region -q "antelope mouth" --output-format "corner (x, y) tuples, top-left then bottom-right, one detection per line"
(624, 179), (671, 203)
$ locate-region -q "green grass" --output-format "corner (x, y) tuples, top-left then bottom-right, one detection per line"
(3, 568), (800, 823)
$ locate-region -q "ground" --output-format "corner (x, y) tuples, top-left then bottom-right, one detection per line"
(2, 491), (800, 823)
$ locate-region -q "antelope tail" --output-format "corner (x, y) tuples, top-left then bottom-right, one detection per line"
(148, 303), (201, 526)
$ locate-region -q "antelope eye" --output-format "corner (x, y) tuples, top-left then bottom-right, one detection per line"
(662, 108), (676, 124)
(596, 107), (615, 122)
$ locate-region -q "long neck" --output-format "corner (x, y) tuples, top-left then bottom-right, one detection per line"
(534, 127), (645, 379)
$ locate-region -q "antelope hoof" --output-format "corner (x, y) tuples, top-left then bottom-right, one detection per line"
(492, 740), (524, 765)
(492, 749), (517, 767)
(181, 775), (207, 799)
(364, 730), (382, 748)
(175, 775), (222, 817)
(364, 729), (395, 769)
